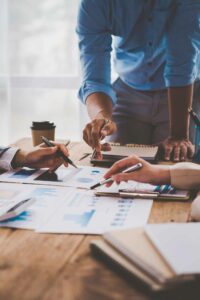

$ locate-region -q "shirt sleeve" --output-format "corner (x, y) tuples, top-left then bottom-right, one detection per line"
(0, 147), (19, 171)
(76, 0), (116, 105)
(164, 0), (200, 87)
(170, 162), (200, 189)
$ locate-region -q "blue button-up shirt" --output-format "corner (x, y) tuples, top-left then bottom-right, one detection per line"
(77, 0), (200, 104)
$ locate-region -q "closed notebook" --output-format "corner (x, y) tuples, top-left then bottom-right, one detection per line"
(91, 224), (200, 291)
(95, 181), (190, 201)
(91, 143), (158, 165)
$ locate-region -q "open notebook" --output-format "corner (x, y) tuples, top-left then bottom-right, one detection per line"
(91, 223), (200, 291)
(91, 143), (158, 165)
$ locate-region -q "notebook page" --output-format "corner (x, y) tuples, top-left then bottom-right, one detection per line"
(145, 223), (200, 275)
(101, 144), (158, 158)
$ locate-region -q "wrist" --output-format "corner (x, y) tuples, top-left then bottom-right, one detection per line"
(169, 132), (189, 140)
(152, 166), (171, 185)
(94, 110), (112, 121)
(12, 150), (27, 168)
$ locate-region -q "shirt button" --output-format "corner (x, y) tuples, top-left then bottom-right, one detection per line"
(148, 41), (152, 47)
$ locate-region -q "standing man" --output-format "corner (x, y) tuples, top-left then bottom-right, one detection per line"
(77, 0), (200, 161)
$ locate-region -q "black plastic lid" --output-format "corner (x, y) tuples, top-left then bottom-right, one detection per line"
(31, 121), (56, 130)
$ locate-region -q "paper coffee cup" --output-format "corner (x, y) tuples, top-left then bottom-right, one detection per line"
(31, 121), (56, 146)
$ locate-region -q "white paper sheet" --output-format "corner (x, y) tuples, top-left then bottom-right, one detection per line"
(37, 189), (153, 234)
(0, 183), (69, 229)
(145, 223), (200, 275)
(97, 181), (156, 194)
(0, 166), (107, 189)
(0, 180), (153, 234)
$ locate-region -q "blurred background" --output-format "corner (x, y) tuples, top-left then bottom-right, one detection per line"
(0, 0), (88, 144)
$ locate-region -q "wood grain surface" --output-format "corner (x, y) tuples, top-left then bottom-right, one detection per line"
(0, 139), (197, 300)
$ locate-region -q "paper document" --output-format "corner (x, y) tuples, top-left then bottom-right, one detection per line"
(0, 183), (152, 234)
(145, 223), (200, 275)
(0, 166), (107, 189)
(0, 183), (68, 229)
(37, 189), (153, 234)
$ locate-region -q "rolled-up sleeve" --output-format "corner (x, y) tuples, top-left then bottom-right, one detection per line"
(164, 0), (200, 87)
(76, 0), (116, 105)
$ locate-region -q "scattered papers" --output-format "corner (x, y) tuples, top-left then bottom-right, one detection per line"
(0, 182), (152, 234)
(0, 183), (68, 229)
(37, 189), (153, 234)
(0, 166), (107, 189)
(0, 165), (153, 235)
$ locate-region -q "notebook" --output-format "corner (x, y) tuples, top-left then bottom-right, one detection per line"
(91, 143), (158, 165)
(91, 224), (200, 291)
(95, 181), (191, 201)
(145, 223), (200, 275)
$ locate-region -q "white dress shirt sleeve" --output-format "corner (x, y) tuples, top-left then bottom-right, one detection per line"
(0, 147), (19, 171)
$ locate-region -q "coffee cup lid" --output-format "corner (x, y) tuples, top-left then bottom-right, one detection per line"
(31, 121), (56, 130)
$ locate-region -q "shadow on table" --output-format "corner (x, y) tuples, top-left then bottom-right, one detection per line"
(92, 250), (200, 300)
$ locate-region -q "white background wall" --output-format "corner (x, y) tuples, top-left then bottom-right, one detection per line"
(0, 0), (89, 145)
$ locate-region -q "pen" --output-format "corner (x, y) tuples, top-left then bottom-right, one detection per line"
(92, 119), (110, 159)
(90, 162), (143, 190)
(7, 198), (33, 212)
(41, 136), (78, 169)
(189, 108), (200, 126)
(0, 198), (36, 222)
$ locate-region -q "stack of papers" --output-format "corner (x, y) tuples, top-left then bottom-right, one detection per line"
(0, 166), (153, 234)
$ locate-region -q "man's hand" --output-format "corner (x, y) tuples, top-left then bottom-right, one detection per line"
(12, 143), (69, 170)
(160, 138), (194, 161)
(104, 155), (171, 186)
(83, 118), (117, 158)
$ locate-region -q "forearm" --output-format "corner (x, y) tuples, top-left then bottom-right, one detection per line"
(86, 93), (113, 120)
(168, 84), (193, 139)
(170, 162), (200, 189)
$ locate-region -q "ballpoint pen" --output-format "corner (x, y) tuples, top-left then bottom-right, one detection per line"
(90, 162), (143, 190)
(41, 136), (78, 169)
(0, 198), (35, 222)
(92, 119), (110, 159)
(189, 108), (200, 126)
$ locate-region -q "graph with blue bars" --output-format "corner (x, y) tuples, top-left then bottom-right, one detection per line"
(2, 211), (31, 223)
(64, 210), (95, 227)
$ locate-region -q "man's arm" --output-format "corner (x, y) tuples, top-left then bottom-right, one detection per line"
(162, 84), (194, 161)
(163, 0), (200, 161)
(77, 0), (117, 155)
(83, 93), (116, 156)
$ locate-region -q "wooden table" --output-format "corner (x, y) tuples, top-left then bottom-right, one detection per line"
(0, 139), (197, 300)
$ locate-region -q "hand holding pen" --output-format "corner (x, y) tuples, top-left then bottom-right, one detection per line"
(83, 118), (117, 160)
(90, 162), (143, 189)
(103, 155), (171, 187)
(41, 136), (78, 169)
